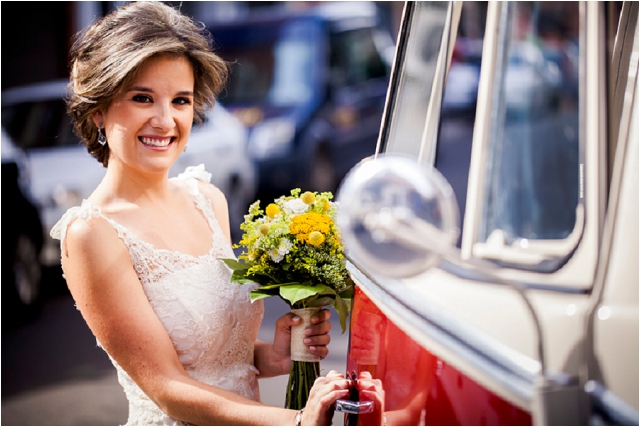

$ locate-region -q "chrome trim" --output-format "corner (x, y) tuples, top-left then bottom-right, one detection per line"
(440, 260), (589, 295)
(585, 381), (640, 426)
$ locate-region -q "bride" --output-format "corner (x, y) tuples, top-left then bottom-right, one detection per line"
(50, 2), (383, 425)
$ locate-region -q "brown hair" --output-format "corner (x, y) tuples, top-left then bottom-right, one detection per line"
(67, 1), (228, 166)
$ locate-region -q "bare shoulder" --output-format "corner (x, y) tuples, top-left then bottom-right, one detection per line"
(63, 214), (122, 259)
(196, 181), (229, 216)
(197, 180), (227, 205)
(196, 181), (232, 243)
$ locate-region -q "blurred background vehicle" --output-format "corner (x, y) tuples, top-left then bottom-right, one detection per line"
(205, 1), (396, 198)
(1, 79), (256, 268)
(2, 129), (44, 325)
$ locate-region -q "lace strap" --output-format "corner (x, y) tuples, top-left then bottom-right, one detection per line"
(174, 164), (212, 183)
(174, 164), (226, 239)
(50, 199), (142, 255)
(50, 199), (103, 246)
(174, 165), (234, 261)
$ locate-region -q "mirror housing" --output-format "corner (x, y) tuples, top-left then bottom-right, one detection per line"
(336, 154), (460, 278)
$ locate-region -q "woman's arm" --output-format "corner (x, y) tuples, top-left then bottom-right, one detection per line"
(61, 216), (346, 425)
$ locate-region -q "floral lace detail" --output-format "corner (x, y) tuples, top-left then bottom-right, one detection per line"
(50, 167), (264, 426)
(175, 163), (212, 184)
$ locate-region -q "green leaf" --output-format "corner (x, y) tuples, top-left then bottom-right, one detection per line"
(306, 296), (335, 307)
(279, 284), (326, 305)
(230, 276), (257, 286)
(250, 288), (279, 302)
(334, 293), (350, 334)
(220, 258), (252, 271)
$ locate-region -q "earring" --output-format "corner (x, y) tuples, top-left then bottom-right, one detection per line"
(97, 127), (107, 146)
(183, 145), (188, 153)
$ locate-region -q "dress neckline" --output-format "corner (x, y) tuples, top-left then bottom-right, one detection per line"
(82, 178), (218, 261)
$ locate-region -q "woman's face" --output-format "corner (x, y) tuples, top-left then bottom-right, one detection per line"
(93, 55), (195, 174)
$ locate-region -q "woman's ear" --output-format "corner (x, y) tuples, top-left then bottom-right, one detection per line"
(91, 111), (104, 128)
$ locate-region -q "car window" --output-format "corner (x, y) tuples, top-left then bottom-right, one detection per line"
(2, 100), (78, 149)
(212, 18), (323, 107)
(435, 2), (486, 246)
(470, 2), (581, 270)
(378, 1), (450, 158)
(481, 2), (580, 244)
(330, 27), (388, 87)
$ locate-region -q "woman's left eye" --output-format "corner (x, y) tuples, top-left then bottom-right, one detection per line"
(174, 97), (192, 106)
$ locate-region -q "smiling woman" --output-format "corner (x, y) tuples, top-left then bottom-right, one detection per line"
(48, 1), (358, 426)
(90, 55), (195, 174)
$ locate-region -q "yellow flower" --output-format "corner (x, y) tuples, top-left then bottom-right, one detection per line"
(301, 191), (316, 205)
(259, 224), (270, 236)
(289, 212), (333, 244)
(266, 203), (280, 218)
(323, 201), (331, 211)
(308, 231), (325, 246)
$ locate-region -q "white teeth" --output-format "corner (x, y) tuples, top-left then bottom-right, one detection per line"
(141, 137), (172, 147)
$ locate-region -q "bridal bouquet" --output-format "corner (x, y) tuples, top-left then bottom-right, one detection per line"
(221, 189), (353, 410)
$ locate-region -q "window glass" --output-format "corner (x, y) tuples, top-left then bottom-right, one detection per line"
(211, 19), (322, 107)
(330, 28), (387, 87)
(435, 2), (487, 246)
(2, 100), (78, 149)
(380, 2), (449, 157)
(480, 2), (580, 245)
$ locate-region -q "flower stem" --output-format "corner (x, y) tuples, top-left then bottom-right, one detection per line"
(285, 361), (320, 410)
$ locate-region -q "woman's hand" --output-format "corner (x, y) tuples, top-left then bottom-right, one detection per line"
(275, 308), (332, 366)
(257, 308), (333, 377)
(301, 370), (351, 425)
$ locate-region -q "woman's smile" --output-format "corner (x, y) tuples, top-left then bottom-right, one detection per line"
(140, 136), (177, 149)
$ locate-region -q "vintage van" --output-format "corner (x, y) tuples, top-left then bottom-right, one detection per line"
(335, 1), (638, 425)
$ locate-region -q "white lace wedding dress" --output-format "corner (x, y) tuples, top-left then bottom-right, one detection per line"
(51, 165), (264, 425)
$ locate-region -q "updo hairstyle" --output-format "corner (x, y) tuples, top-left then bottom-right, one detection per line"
(67, 1), (229, 166)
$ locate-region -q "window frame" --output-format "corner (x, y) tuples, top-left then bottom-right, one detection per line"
(459, 2), (606, 289)
(377, 1), (609, 290)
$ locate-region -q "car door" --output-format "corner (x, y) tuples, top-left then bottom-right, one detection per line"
(337, 1), (638, 425)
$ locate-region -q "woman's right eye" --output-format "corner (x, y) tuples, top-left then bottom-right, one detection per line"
(132, 94), (152, 103)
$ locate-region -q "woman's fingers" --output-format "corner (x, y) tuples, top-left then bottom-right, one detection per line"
(303, 309), (332, 358)
(310, 308), (331, 324)
(303, 371), (351, 425)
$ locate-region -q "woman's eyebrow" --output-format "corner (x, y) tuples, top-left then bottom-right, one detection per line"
(128, 86), (193, 97)
(128, 86), (153, 93)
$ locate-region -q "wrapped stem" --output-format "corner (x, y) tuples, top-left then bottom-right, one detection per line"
(285, 307), (321, 409)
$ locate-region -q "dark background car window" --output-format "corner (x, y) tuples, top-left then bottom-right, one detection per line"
(211, 18), (321, 107)
(330, 28), (388, 87)
(2, 100), (78, 149)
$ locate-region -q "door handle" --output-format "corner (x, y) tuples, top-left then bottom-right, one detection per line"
(335, 399), (375, 414)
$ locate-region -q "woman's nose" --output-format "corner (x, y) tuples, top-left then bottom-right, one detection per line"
(150, 103), (175, 130)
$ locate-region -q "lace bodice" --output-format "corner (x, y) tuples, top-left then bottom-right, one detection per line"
(51, 165), (264, 426)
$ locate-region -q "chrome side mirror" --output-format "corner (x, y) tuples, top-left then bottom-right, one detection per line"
(337, 154), (460, 278)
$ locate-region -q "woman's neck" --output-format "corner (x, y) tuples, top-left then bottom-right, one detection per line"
(95, 162), (173, 207)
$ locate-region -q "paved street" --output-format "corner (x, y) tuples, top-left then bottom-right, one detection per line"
(2, 269), (349, 426)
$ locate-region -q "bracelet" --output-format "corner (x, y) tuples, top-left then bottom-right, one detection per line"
(295, 407), (304, 426)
